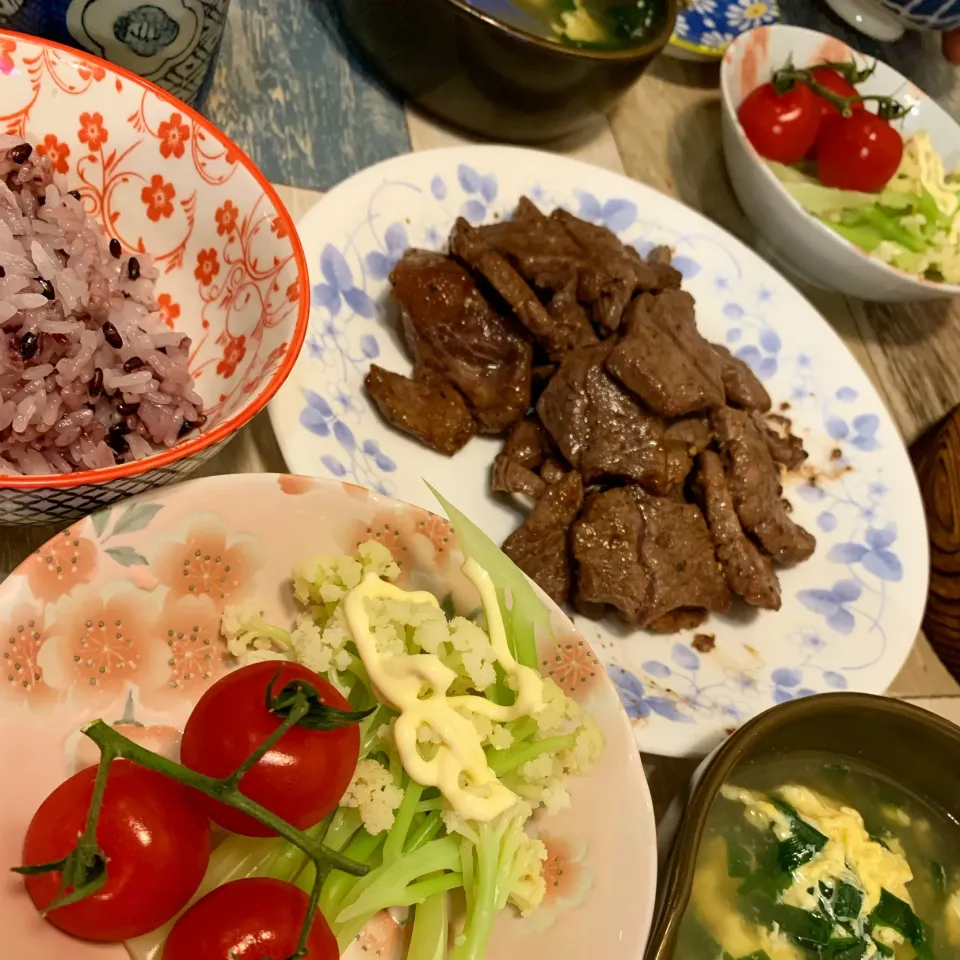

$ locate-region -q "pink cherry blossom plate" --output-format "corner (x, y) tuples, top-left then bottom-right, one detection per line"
(0, 473), (656, 960)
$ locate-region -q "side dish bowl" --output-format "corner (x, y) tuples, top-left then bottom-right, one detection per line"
(720, 24), (960, 302)
(0, 30), (308, 524)
(337, 0), (678, 142)
(645, 692), (960, 960)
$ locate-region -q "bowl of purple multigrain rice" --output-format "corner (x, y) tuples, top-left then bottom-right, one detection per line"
(0, 30), (308, 525)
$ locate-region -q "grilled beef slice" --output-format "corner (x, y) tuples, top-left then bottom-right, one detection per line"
(655, 417), (712, 496)
(695, 450), (781, 610)
(475, 198), (585, 292)
(502, 471), (584, 606)
(501, 417), (555, 470)
(753, 412), (808, 470)
(712, 344), (772, 412)
(536, 344), (666, 488)
(365, 365), (476, 455)
(390, 250), (531, 432)
(450, 219), (596, 360)
(572, 487), (651, 624)
(491, 456), (546, 500)
(606, 291), (725, 417)
(572, 486), (731, 627)
(551, 209), (658, 331)
(712, 407), (816, 566)
(646, 245), (684, 292)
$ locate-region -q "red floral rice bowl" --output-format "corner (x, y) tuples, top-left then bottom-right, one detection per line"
(0, 29), (308, 524)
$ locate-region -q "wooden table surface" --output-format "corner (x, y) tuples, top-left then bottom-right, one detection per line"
(6, 9), (960, 813)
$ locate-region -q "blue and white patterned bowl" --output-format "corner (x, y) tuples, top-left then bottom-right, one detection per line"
(268, 145), (928, 758)
(669, 0), (779, 60)
(870, 0), (960, 31)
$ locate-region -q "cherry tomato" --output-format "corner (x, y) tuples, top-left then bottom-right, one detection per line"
(737, 80), (821, 164)
(163, 878), (338, 960)
(817, 111), (904, 193)
(809, 66), (862, 125)
(21, 760), (210, 941)
(180, 661), (359, 837)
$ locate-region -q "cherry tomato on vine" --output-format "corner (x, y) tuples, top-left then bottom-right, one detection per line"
(817, 111), (904, 193)
(162, 877), (338, 960)
(737, 80), (821, 164)
(180, 661), (360, 837)
(21, 760), (210, 941)
(809, 66), (863, 125)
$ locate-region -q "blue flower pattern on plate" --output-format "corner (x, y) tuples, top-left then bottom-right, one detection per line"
(285, 153), (921, 749)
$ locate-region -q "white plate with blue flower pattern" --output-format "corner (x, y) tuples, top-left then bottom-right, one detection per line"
(269, 146), (928, 758)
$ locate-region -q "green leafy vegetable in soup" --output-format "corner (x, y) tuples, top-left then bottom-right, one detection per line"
(673, 755), (960, 960)
(509, 0), (663, 48)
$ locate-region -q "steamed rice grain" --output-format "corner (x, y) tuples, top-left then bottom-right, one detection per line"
(0, 138), (206, 476)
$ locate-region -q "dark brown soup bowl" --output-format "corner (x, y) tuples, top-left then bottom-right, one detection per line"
(337, 0), (677, 142)
(646, 693), (960, 960)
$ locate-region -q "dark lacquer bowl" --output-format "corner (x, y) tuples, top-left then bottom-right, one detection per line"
(645, 693), (960, 960)
(337, 0), (678, 142)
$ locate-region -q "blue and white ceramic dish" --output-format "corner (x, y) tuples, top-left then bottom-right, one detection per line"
(0, 0), (228, 106)
(670, 0), (779, 60)
(268, 146), (928, 758)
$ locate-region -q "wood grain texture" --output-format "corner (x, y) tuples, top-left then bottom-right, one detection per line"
(202, 0), (410, 191)
(915, 407), (960, 680)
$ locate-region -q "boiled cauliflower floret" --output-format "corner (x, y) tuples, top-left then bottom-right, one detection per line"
(339, 758), (404, 835)
(443, 801), (546, 920)
(536, 677), (581, 732)
(236, 648), (293, 668)
(221, 600), (293, 659)
(293, 541), (399, 611)
(444, 617), (497, 691)
(364, 597), (497, 693)
(508, 835), (548, 917)
(516, 754), (571, 815)
(290, 608), (353, 677)
(454, 707), (513, 751)
(558, 713), (605, 777)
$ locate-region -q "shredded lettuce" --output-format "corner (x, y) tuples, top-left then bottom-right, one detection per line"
(769, 131), (960, 283)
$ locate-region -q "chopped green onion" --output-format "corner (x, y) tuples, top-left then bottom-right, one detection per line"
(867, 889), (936, 960)
(770, 797), (828, 872)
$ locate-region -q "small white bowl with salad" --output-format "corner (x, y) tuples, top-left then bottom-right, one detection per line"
(720, 23), (960, 302)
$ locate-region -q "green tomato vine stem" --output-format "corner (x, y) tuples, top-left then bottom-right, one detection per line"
(773, 63), (911, 122)
(13, 679), (371, 960)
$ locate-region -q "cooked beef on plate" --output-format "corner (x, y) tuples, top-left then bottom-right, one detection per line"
(364, 197), (818, 636)
(365, 365), (476, 456)
(536, 343), (667, 489)
(755, 413), (808, 470)
(390, 250), (531, 433)
(450, 218), (597, 360)
(572, 485), (731, 628)
(712, 407), (816, 566)
(606, 291), (725, 417)
(713, 343), (772, 413)
(694, 450), (781, 610)
(502, 471), (584, 606)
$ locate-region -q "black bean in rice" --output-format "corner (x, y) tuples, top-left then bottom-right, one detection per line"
(0, 135), (205, 476)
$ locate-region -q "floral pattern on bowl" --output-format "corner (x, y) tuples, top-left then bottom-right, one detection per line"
(670, 0), (779, 60)
(268, 145), (928, 758)
(0, 473), (657, 960)
(0, 31), (308, 523)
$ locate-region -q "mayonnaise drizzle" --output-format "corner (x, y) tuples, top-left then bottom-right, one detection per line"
(342, 558), (545, 822)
